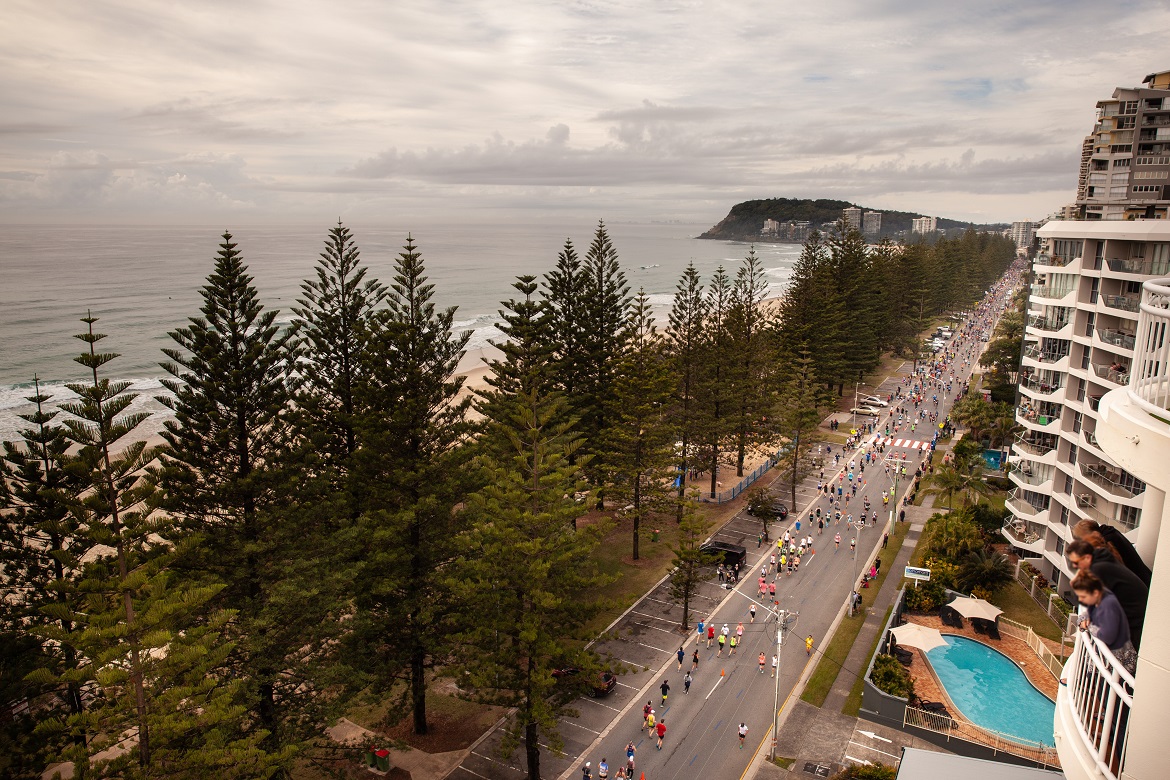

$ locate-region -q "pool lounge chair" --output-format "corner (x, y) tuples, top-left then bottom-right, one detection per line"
(920, 700), (951, 718)
(971, 618), (987, 635)
(985, 620), (1002, 640)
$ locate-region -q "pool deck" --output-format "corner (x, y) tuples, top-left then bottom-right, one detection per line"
(902, 614), (1060, 704)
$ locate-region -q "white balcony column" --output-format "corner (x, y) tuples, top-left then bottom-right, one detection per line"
(1121, 489), (1170, 780)
(1135, 486), (1163, 566)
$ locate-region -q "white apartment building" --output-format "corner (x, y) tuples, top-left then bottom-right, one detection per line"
(1010, 221), (1036, 252)
(911, 216), (938, 234)
(1075, 70), (1170, 221)
(842, 206), (863, 231)
(1007, 221), (1170, 600)
(1052, 267), (1170, 780)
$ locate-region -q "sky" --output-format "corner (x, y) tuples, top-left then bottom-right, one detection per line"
(2, 0), (1169, 226)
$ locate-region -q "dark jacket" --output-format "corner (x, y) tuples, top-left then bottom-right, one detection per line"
(1090, 547), (1149, 649)
(1097, 524), (1152, 587)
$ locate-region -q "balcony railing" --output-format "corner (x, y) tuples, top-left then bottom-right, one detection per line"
(1035, 253), (1077, 267)
(1018, 405), (1060, 426)
(1021, 375), (1065, 396)
(1130, 277), (1170, 415)
(1089, 363), (1130, 386)
(1058, 631), (1134, 780)
(1079, 462), (1144, 498)
(1107, 257), (1170, 275)
(1024, 344), (1070, 364)
(1014, 437), (1055, 457)
(1012, 464), (1053, 487)
(1073, 492), (1113, 525)
(1096, 328), (1136, 351)
(1032, 285), (1075, 301)
(1002, 517), (1042, 544)
(1102, 294), (1140, 313)
(1028, 316), (1071, 332)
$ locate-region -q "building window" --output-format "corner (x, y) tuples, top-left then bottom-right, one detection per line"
(1064, 474), (1074, 494)
(1073, 411), (1083, 433)
(1068, 443), (1078, 466)
(1133, 184), (1162, 192)
(1061, 506), (1070, 526)
(1114, 158), (1132, 168)
(1111, 144), (1133, 153)
(1134, 171), (1168, 179)
(1120, 505), (1141, 531)
(1121, 100), (1138, 115)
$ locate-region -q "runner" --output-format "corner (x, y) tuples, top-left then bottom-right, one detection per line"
(749, 603), (757, 623)
(771, 654), (778, 677)
(707, 622), (716, 648)
(642, 701), (652, 731)
(660, 678), (670, 706)
(806, 634), (814, 656)
(834, 533), (841, 551)
(738, 722), (749, 748)
(758, 652), (766, 673)
(677, 646), (684, 670)
(656, 719), (667, 750)
(692, 648), (700, 670)
(729, 635), (738, 656)
(717, 633), (726, 656)
(684, 671), (692, 694)
(582, 761), (592, 780)
(850, 537), (856, 554)
(625, 742), (636, 775)
(598, 758), (609, 780)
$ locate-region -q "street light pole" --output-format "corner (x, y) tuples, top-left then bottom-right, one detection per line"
(769, 607), (796, 761)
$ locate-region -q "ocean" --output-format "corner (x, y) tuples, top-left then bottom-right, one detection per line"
(0, 222), (802, 444)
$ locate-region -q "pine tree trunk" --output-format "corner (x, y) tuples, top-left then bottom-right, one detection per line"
(525, 654), (541, 780)
(790, 427), (800, 512)
(412, 644), (428, 734)
(632, 475), (641, 561)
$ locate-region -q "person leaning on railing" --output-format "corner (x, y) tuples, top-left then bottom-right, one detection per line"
(1072, 519), (1152, 587)
(1072, 571), (1137, 676)
(1067, 539), (1148, 651)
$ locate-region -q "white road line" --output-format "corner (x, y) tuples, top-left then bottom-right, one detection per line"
(848, 740), (901, 760)
(578, 697), (624, 713)
(561, 720), (600, 734)
(630, 610), (683, 627)
(451, 765), (494, 779)
(629, 640), (673, 653)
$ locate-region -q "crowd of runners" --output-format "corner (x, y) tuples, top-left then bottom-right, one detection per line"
(576, 265), (1025, 780)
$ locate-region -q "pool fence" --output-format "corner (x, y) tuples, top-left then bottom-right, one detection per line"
(903, 704), (1061, 769)
(996, 615), (1068, 678)
(1012, 559), (1079, 635)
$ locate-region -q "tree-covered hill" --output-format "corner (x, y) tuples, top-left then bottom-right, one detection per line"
(698, 197), (1006, 241)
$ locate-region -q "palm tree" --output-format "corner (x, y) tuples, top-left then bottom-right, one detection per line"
(921, 463), (966, 510)
(956, 549), (1013, 593)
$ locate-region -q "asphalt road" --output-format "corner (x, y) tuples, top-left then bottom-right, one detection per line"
(450, 282), (1015, 780)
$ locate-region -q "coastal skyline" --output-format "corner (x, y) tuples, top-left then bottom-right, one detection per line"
(2, 0), (1170, 226)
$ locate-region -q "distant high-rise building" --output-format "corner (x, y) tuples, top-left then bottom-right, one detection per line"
(1009, 221), (1036, 250)
(761, 219), (780, 237)
(842, 206), (863, 231)
(862, 211), (882, 235)
(1075, 69), (1170, 220)
(911, 216), (938, 234)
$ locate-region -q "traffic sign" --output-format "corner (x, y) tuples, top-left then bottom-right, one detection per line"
(904, 566), (931, 581)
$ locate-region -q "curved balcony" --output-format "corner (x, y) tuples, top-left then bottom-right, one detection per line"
(1001, 517), (1046, 554)
(1129, 277), (1170, 415)
(1053, 632), (1133, 780)
(1072, 491), (1113, 526)
(1012, 439), (1058, 467)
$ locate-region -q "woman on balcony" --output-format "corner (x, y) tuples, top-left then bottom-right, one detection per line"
(1072, 571), (1138, 675)
(1073, 520), (1153, 587)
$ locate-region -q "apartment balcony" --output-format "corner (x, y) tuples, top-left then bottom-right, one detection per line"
(1095, 328), (1136, 352)
(1072, 491), (1114, 526)
(1001, 517), (1046, 554)
(1023, 344), (1071, 370)
(1010, 463), (1054, 490)
(1053, 632), (1133, 780)
(1101, 293), (1140, 314)
(1034, 253), (1078, 269)
(1089, 363), (1130, 389)
(1079, 461), (1145, 499)
(1018, 405), (1062, 432)
(1032, 284), (1076, 304)
(1028, 315), (1073, 336)
(1012, 439), (1059, 467)
(1106, 257), (1170, 276)
(1021, 374), (1066, 398)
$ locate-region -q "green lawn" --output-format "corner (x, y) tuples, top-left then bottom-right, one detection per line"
(843, 605), (893, 717)
(992, 579), (1065, 643)
(801, 521), (910, 707)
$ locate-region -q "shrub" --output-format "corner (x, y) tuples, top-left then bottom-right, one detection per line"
(903, 581), (945, 612)
(921, 557), (959, 590)
(831, 763), (897, 780)
(970, 586), (993, 600)
(871, 654), (915, 700)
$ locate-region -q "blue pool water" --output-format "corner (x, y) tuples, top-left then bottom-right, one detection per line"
(925, 635), (1056, 747)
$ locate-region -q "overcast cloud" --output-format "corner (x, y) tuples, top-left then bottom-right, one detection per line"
(1, 0), (1168, 224)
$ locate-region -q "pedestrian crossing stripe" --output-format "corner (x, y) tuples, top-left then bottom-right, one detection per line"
(875, 437), (929, 450)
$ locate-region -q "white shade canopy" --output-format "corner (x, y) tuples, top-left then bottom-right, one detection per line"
(890, 622), (948, 653)
(948, 596), (1003, 621)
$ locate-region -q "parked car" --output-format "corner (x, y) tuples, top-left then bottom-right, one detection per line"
(850, 406), (879, 417)
(772, 502), (789, 521)
(552, 667), (618, 697)
(699, 541), (748, 568)
(859, 395), (888, 407)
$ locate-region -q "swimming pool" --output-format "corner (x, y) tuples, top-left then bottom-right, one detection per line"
(924, 635), (1055, 747)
